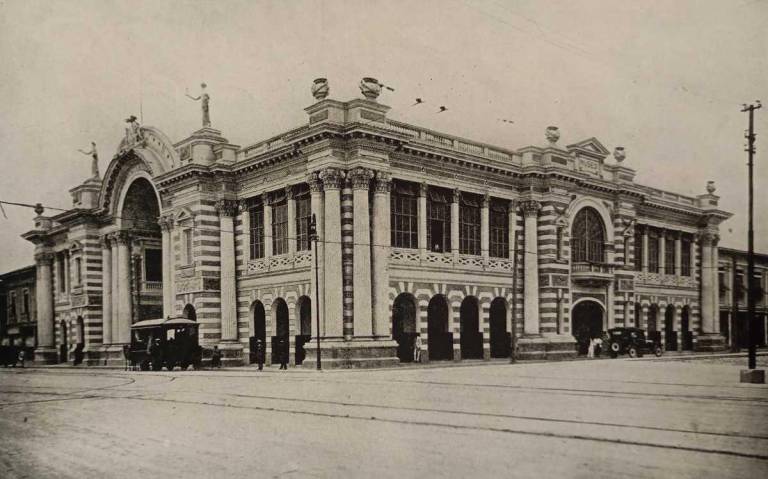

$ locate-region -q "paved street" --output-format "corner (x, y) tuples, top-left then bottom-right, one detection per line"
(1, 358), (767, 478)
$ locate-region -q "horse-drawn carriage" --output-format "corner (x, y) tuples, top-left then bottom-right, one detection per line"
(129, 317), (202, 371)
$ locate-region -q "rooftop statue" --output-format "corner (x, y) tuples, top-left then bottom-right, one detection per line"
(77, 141), (100, 179)
(185, 82), (211, 128)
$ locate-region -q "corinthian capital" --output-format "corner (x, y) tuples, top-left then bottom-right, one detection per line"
(373, 171), (392, 194)
(520, 200), (541, 217)
(215, 199), (238, 217)
(319, 167), (344, 190)
(34, 251), (55, 266)
(307, 171), (324, 193)
(348, 167), (374, 190)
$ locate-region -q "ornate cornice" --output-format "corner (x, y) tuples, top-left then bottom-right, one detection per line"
(319, 167), (344, 190)
(348, 167), (374, 190)
(520, 200), (541, 217)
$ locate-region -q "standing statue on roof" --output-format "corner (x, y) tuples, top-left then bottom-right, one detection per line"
(77, 141), (100, 179)
(125, 115), (143, 145)
(185, 82), (211, 128)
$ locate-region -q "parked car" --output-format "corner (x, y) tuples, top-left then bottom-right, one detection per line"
(606, 327), (663, 358)
(129, 317), (202, 371)
(0, 345), (22, 367)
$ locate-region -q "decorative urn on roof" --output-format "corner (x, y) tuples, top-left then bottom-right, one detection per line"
(359, 77), (381, 100)
(706, 180), (716, 194)
(614, 146), (626, 163)
(311, 78), (329, 100)
(545, 126), (560, 145)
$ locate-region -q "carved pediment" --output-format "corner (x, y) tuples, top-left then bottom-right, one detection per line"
(567, 137), (610, 156)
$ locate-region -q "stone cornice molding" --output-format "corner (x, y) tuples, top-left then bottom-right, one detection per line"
(34, 252), (55, 265)
(520, 200), (541, 217)
(319, 167), (344, 190)
(348, 167), (374, 190)
(215, 199), (239, 217)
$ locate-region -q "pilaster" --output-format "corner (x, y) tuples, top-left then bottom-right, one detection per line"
(349, 167), (374, 337)
(319, 167), (344, 338)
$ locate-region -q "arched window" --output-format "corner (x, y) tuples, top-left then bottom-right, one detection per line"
(571, 207), (605, 263)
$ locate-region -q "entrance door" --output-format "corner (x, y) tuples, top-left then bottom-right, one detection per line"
(59, 320), (68, 363)
(489, 298), (509, 358)
(664, 306), (677, 351)
(392, 293), (417, 362)
(571, 300), (604, 355)
(459, 297), (482, 359)
(427, 295), (451, 360)
(271, 298), (289, 364)
(295, 296), (311, 365)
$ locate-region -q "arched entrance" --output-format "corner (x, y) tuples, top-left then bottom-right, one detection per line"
(392, 293), (417, 362)
(460, 296), (482, 359)
(681, 306), (693, 351)
(647, 305), (661, 344)
(427, 295), (452, 360)
(295, 296), (311, 365)
(249, 300), (266, 364)
(489, 298), (509, 358)
(664, 305), (677, 351)
(59, 320), (68, 363)
(271, 298), (289, 364)
(73, 316), (85, 365)
(182, 304), (197, 321)
(571, 300), (604, 355)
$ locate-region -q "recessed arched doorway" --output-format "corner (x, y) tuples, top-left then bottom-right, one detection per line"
(489, 298), (510, 358)
(647, 304), (661, 344)
(249, 300), (266, 364)
(680, 306), (693, 351)
(571, 300), (604, 355)
(182, 304), (197, 321)
(460, 296), (483, 359)
(392, 293), (417, 362)
(271, 298), (289, 364)
(427, 295), (452, 360)
(295, 296), (311, 365)
(59, 320), (68, 363)
(664, 305), (677, 351)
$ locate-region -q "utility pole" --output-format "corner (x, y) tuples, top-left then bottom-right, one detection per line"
(740, 101), (764, 383)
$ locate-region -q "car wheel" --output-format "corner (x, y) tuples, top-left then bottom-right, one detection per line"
(166, 362), (176, 371)
(151, 361), (162, 371)
(654, 346), (663, 357)
(627, 346), (638, 358)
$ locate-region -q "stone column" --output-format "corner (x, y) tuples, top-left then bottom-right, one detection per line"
(507, 200), (516, 259)
(349, 167), (374, 337)
(372, 172), (392, 338)
(418, 183), (427, 254)
(521, 200), (541, 335)
(451, 188), (460, 260)
(263, 193), (273, 259)
(481, 194), (490, 261)
(100, 237), (112, 345)
(160, 218), (172, 318)
(711, 236), (720, 333)
(286, 186), (297, 257)
(623, 297), (630, 327)
(607, 282), (615, 329)
(700, 233), (715, 334)
(34, 252), (56, 359)
(320, 168), (344, 338)
(642, 226), (649, 272)
(674, 233), (682, 277)
(217, 200), (238, 342)
(115, 232), (133, 344)
(308, 173), (325, 336)
(110, 235), (120, 344)
(659, 230), (666, 275)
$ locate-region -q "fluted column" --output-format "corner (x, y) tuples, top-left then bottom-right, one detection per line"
(481, 193), (490, 261)
(115, 232), (133, 344)
(308, 173), (325, 336)
(349, 167), (374, 337)
(372, 172), (391, 338)
(287, 186), (297, 257)
(34, 252), (55, 352)
(451, 188), (460, 260)
(320, 168), (344, 338)
(418, 183), (427, 254)
(700, 233), (715, 333)
(263, 193), (273, 258)
(521, 200), (541, 335)
(217, 200), (238, 342)
(100, 237), (112, 344)
(160, 218), (172, 318)
(110, 235), (120, 343)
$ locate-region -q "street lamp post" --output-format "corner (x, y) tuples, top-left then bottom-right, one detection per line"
(310, 214), (321, 370)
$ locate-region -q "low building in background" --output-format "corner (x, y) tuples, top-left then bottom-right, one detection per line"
(20, 78), (738, 367)
(0, 265), (37, 355)
(718, 248), (768, 349)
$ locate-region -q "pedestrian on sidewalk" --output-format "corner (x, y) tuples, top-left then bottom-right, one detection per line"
(413, 334), (422, 363)
(278, 337), (288, 370)
(211, 346), (222, 369)
(254, 338), (265, 371)
(587, 337), (596, 358)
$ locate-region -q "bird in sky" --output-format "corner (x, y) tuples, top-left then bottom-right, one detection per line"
(437, 106), (447, 113)
(498, 118), (515, 124)
(412, 98), (424, 106)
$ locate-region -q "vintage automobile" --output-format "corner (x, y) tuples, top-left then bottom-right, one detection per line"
(0, 344), (23, 367)
(129, 317), (202, 371)
(606, 327), (663, 358)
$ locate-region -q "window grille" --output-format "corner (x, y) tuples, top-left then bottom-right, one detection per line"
(391, 184), (418, 249)
(489, 202), (509, 258)
(184, 229), (193, 265)
(571, 208), (605, 263)
(648, 231), (659, 273)
(272, 201), (288, 256)
(681, 237), (692, 276)
(427, 192), (451, 253)
(295, 193), (311, 251)
(249, 205), (264, 259)
(665, 237), (675, 274)
(459, 198), (481, 255)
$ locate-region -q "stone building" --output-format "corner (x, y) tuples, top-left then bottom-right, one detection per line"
(718, 247), (768, 349)
(0, 265), (37, 353)
(23, 78), (733, 367)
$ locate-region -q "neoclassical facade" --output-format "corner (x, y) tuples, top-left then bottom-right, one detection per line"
(23, 78), (732, 366)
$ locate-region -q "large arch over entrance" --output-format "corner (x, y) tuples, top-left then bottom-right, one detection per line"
(489, 297), (509, 358)
(460, 296), (482, 359)
(571, 300), (604, 355)
(392, 293), (417, 362)
(271, 298), (289, 364)
(427, 295), (452, 360)
(296, 296), (311, 365)
(249, 300), (266, 364)
(182, 304), (197, 321)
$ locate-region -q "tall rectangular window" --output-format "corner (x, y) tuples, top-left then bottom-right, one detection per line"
(634, 228), (643, 271)
(183, 229), (193, 265)
(22, 289), (30, 315)
(648, 230), (659, 273)
(145, 249), (162, 282)
(272, 201), (288, 256)
(489, 201), (509, 258)
(427, 188), (451, 253)
(665, 237), (675, 274)
(391, 181), (418, 249)
(249, 204), (264, 259)
(9, 291), (16, 320)
(295, 192), (311, 252)
(74, 257), (82, 285)
(681, 237), (691, 276)
(58, 253), (68, 293)
(459, 193), (481, 255)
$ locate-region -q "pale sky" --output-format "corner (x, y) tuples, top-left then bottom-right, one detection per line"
(1, 0), (766, 272)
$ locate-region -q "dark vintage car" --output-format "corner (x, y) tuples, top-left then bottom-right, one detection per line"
(606, 327), (663, 358)
(129, 317), (202, 371)
(0, 345), (24, 367)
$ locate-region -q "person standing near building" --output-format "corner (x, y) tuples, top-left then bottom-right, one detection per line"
(587, 337), (596, 359)
(278, 337), (288, 370)
(254, 338), (265, 371)
(413, 334), (422, 363)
